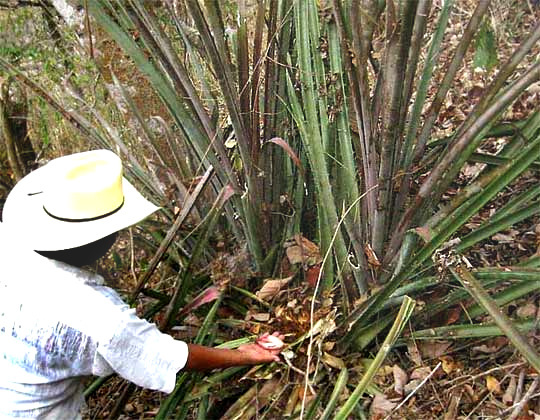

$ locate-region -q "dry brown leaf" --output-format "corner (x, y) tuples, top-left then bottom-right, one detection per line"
(464, 384), (477, 402)
(256, 276), (293, 301)
(461, 162), (484, 179)
(285, 235), (322, 266)
(410, 366), (433, 380)
(472, 337), (508, 354)
(515, 413), (535, 420)
(393, 364), (408, 396)
(404, 379), (422, 396)
(322, 352), (346, 370)
(491, 233), (515, 242)
(266, 137), (304, 174)
(440, 356), (461, 374)
(245, 311), (271, 322)
(407, 342), (423, 366)
(516, 302), (538, 319)
(370, 393), (397, 417)
(252, 313), (270, 322)
(364, 243), (381, 267)
(444, 306), (462, 326)
(492, 229), (519, 243)
(418, 340), (452, 359)
(486, 375), (501, 394)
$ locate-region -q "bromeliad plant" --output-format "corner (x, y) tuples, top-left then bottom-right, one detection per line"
(2, 0), (540, 417)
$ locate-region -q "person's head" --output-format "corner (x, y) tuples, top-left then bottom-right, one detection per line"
(2, 149), (159, 263)
(35, 232), (119, 267)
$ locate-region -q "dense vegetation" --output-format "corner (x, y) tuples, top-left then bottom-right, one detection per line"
(1, 0), (539, 418)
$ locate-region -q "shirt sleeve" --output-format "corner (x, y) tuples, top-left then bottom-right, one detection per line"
(94, 307), (189, 394)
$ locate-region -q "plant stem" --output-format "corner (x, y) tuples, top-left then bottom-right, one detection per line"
(320, 369), (348, 420)
(409, 319), (536, 340)
(335, 297), (416, 419)
(451, 263), (540, 373)
(130, 167), (213, 302)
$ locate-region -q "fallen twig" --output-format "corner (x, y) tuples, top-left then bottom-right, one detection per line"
(443, 390), (463, 420)
(515, 368), (526, 402)
(445, 362), (525, 392)
(463, 391), (490, 420)
(506, 376), (539, 420)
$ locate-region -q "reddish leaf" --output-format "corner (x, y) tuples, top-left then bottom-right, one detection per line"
(266, 137), (304, 174)
(178, 286), (221, 317)
(256, 276), (293, 300)
(415, 226), (432, 242)
(306, 264), (321, 287)
(444, 306), (462, 325)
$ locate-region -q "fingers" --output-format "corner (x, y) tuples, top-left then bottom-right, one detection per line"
(267, 331), (285, 342)
(256, 331), (285, 353)
(270, 332), (285, 342)
(259, 331), (283, 339)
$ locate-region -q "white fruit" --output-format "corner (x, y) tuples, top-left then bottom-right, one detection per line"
(257, 335), (284, 350)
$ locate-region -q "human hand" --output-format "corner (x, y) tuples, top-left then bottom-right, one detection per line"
(237, 332), (285, 364)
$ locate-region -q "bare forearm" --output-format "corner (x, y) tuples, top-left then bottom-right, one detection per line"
(185, 344), (256, 371)
(184, 334), (284, 371)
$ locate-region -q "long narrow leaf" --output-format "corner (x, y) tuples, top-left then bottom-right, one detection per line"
(130, 167), (213, 302)
(467, 280), (540, 319)
(320, 368), (349, 420)
(456, 200), (540, 252)
(160, 185), (235, 330)
(451, 263), (540, 373)
(335, 296), (416, 419)
(409, 319), (536, 340)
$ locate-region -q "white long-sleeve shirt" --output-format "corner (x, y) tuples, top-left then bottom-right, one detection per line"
(0, 225), (188, 419)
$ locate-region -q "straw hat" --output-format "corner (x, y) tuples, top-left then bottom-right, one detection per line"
(2, 150), (159, 251)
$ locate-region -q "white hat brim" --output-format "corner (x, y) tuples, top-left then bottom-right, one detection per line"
(2, 165), (160, 251)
